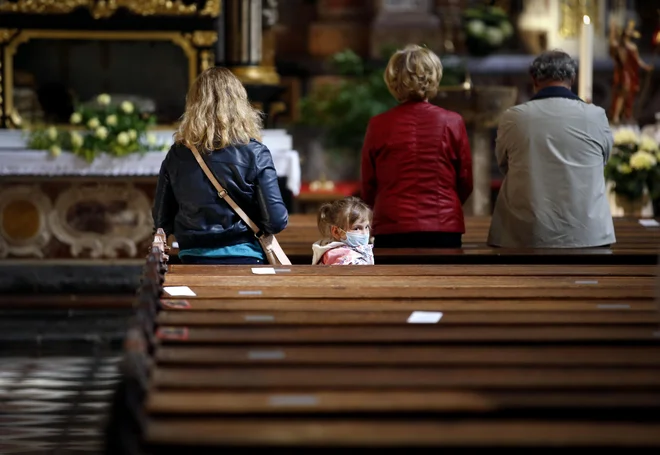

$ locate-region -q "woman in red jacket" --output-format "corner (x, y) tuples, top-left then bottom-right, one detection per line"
(361, 44), (473, 248)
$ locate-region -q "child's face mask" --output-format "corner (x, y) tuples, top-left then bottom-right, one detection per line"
(332, 218), (370, 247)
(334, 225), (370, 247)
(344, 230), (370, 247)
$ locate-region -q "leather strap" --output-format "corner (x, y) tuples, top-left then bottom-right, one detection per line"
(270, 236), (292, 265)
(189, 143), (262, 236)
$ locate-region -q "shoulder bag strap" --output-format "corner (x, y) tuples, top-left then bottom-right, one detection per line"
(188, 143), (261, 236)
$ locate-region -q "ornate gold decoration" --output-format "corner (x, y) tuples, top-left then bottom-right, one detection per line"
(231, 65), (280, 85)
(200, 0), (221, 16)
(200, 50), (215, 72)
(0, 185), (52, 258)
(48, 184), (153, 258)
(0, 0), (88, 14)
(0, 30), (17, 125)
(0, 29), (17, 44)
(2, 29), (197, 128)
(559, 0), (601, 38)
(188, 31), (219, 47)
(9, 108), (22, 127)
(0, 0), (221, 18)
(0, 29), (9, 122)
(93, 0), (198, 18)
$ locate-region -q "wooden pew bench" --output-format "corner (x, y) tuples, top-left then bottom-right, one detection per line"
(167, 215), (660, 265)
(167, 264), (658, 276)
(159, 274), (656, 299)
(105, 242), (660, 453)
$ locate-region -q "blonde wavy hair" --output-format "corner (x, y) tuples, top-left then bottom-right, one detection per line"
(174, 67), (262, 151)
(384, 45), (443, 103)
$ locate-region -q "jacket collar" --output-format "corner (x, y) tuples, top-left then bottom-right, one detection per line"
(530, 86), (583, 102)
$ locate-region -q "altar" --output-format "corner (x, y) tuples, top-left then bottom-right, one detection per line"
(0, 129), (300, 261)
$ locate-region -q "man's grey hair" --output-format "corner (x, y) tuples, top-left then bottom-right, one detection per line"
(529, 50), (577, 83)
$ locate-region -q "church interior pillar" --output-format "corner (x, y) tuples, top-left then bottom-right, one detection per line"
(221, 0), (280, 85)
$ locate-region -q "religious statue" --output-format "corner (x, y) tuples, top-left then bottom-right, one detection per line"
(609, 18), (653, 124)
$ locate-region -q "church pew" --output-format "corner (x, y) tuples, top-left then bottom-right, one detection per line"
(160, 285), (654, 299)
(159, 298), (657, 312)
(159, 275), (655, 299)
(157, 310), (657, 326)
(145, 419), (660, 449)
(146, 390), (660, 414)
(155, 345), (660, 366)
(153, 326), (660, 345)
(284, 214), (660, 230)
(106, 244), (660, 452)
(170, 242), (660, 256)
(168, 216), (660, 266)
(279, 214), (660, 237)
(158, 264), (658, 333)
(166, 264), (658, 277)
(163, 273), (656, 286)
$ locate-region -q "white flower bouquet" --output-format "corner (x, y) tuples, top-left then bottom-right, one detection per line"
(463, 6), (514, 57)
(27, 93), (164, 162)
(605, 128), (660, 202)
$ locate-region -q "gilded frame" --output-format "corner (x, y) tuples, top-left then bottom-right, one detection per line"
(1, 29), (218, 128)
(0, 0), (221, 18)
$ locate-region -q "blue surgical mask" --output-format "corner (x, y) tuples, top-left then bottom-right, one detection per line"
(344, 231), (370, 247)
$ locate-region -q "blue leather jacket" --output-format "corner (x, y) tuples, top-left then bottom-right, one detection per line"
(152, 140), (288, 251)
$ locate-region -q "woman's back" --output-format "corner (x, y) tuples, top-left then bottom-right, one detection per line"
(362, 100), (472, 236)
(155, 140), (287, 252)
(152, 67), (288, 264)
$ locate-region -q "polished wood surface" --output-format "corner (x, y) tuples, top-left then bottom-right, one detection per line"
(169, 215), (660, 264)
(146, 419), (660, 447)
(159, 298), (657, 311)
(168, 264), (658, 276)
(132, 241), (660, 451)
(161, 274), (655, 299)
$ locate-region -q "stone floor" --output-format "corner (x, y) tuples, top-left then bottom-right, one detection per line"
(0, 307), (130, 454)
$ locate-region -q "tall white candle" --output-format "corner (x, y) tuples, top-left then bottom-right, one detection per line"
(578, 15), (594, 102)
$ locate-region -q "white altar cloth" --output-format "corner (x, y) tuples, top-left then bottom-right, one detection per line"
(0, 129), (301, 196)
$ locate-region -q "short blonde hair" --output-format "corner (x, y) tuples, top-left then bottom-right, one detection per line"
(384, 45), (443, 103)
(174, 67), (262, 152)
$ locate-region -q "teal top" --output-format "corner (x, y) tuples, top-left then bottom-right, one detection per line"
(179, 240), (265, 260)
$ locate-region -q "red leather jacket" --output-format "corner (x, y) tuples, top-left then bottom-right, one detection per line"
(361, 101), (473, 235)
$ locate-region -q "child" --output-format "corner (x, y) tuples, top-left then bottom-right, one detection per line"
(312, 197), (374, 265)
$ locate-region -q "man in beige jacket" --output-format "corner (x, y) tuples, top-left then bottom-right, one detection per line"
(488, 50), (616, 248)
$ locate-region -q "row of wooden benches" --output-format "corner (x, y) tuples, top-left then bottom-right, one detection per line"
(168, 215), (660, 264)
(102, 229), (660, 453)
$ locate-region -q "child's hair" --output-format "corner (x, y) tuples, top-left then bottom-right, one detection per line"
(317, 197), (372, 239)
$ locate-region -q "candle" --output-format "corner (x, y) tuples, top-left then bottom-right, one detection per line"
(578, 15), (594, 103)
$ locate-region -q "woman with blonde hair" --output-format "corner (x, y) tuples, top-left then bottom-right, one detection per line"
(153, 67), (288, 264)
(361, 44), (473, 248)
